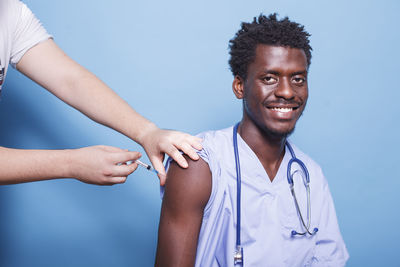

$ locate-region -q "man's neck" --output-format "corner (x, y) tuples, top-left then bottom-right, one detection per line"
(237, 119), (286, 182)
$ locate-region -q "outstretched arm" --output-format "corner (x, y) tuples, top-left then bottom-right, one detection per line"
(15, 39), (202, 185)
(0, 145), (141, 185)
(155, 155), (212, 267)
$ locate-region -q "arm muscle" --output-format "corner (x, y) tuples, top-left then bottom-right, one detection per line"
(155, 155), (212, 267)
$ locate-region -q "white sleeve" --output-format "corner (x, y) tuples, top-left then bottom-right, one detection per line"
(312, 175), (350, 266)
(10, 0), (52, 67)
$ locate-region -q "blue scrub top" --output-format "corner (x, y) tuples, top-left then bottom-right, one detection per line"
(164, 126), (349, 267)
(196, 127), (349, 267)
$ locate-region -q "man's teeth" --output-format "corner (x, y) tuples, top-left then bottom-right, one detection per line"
(271, 107), (293, 113)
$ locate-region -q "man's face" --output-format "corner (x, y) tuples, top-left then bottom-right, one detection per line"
(236, 44), (309, 138)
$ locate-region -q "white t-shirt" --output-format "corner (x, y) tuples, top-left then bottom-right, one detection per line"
(0, 0), (51, 94)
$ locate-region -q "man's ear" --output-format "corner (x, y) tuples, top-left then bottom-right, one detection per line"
(232, 75), (244, 99)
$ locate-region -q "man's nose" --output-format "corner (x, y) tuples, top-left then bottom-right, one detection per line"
(274, 78), (294, 100)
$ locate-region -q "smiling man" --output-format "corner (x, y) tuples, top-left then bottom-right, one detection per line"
(156, 14), (349, 266)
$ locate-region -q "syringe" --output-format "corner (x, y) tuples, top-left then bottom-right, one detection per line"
(134, 159), (159, 175)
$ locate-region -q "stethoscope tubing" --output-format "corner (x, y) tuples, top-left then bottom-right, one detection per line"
(233, 123), (242, 247)
(232, 122), (318, 265)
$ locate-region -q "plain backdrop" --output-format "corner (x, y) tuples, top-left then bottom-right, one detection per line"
(0, 0), (399, 266)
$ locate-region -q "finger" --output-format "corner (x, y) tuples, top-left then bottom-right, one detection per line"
(164, 145), (188, 169)
(101, 146), (125, 153)
(108, 176), (128, 184)
(112, 151), (142, 164)
(112, 163), (139, 177)
(188, 136), (203, 150)
(176, 142), (200, 161)
(149, 156), (167, 186)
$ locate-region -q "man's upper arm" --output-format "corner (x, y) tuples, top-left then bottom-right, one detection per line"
(155, 155), (212, 267)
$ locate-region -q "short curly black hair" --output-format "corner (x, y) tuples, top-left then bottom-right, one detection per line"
(229, 13), (312, 79)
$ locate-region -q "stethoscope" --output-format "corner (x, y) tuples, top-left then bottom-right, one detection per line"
(232, 123), (318, 266)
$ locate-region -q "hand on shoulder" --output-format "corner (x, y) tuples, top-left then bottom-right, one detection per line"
(138, 124), (203, 186)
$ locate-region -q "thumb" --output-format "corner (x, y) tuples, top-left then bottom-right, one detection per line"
(149, 156), (167, 186)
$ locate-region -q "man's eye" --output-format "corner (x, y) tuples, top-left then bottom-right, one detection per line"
(263, 76), (276, 83)
(292, 77), (306, 84)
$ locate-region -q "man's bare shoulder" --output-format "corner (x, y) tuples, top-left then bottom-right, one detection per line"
(156, 155), (212, 266)
(163, 155), (212, 211)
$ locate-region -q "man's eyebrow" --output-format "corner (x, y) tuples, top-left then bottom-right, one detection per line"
(292, 70), (308, 76)
(262, 70), (280, 75)
(261, 70), (308, 76)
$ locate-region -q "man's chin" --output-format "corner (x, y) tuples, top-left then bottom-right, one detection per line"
(263, 126), (295, 139)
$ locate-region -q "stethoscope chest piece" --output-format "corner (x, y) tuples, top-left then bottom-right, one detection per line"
(234, 245), (243, 265)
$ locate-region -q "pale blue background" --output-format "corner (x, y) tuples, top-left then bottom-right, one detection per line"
(0, 0), (399, 266)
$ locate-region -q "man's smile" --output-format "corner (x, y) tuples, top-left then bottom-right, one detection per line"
(264, 103), (302, 121)
(264, 100), (302, 119)
(269, 107), (296, 113)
